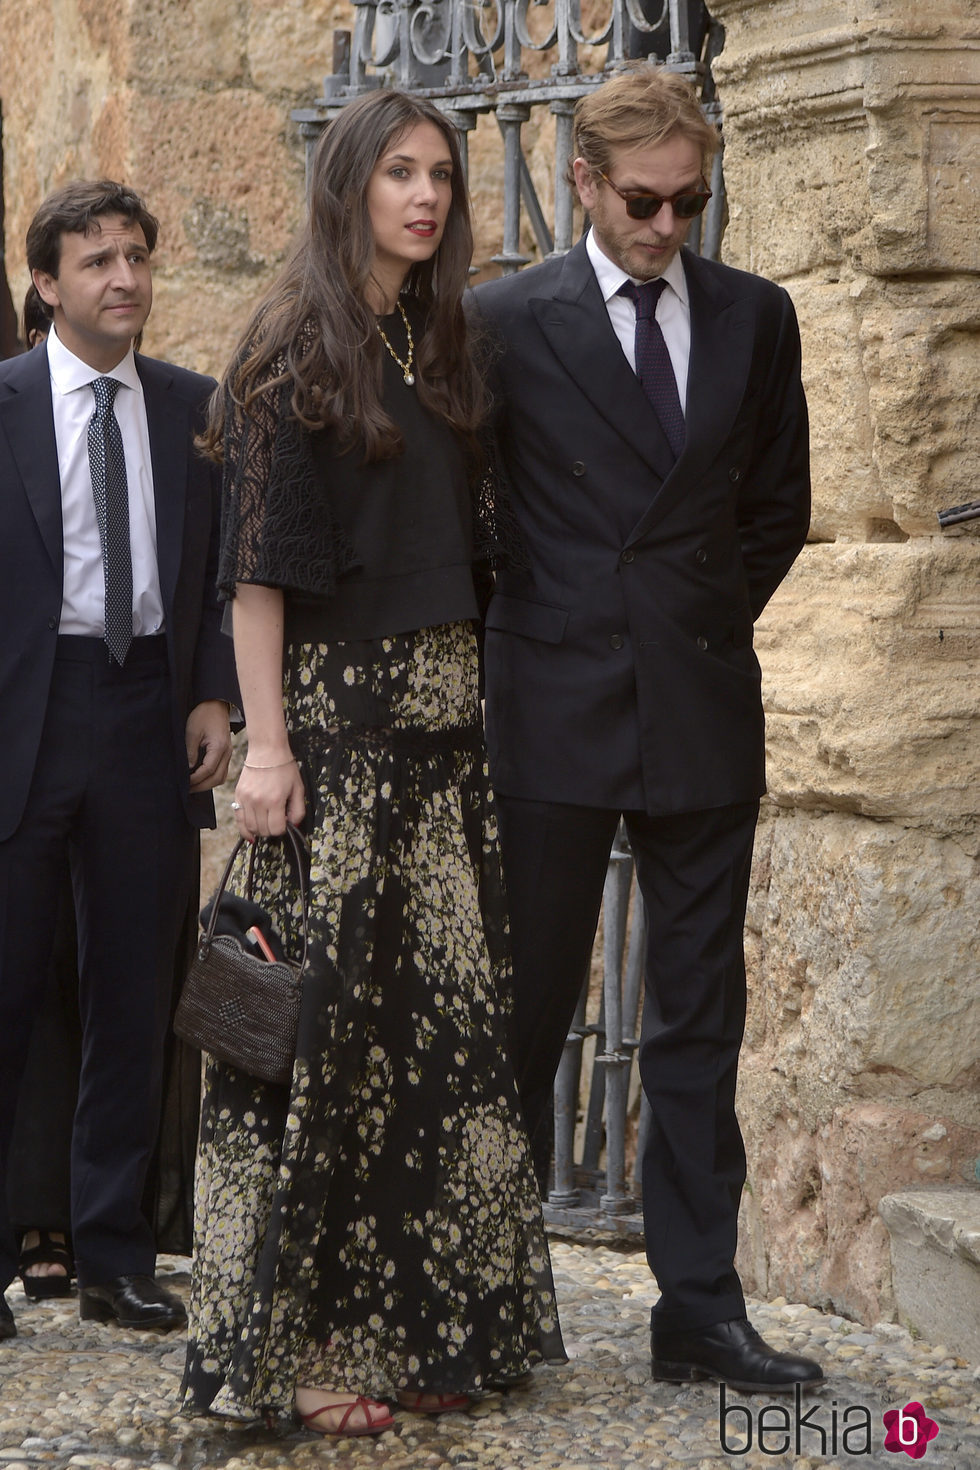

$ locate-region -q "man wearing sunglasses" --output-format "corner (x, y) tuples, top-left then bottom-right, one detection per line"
(472, 64), (817, 1392)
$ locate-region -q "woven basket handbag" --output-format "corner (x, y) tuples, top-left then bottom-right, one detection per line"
(175, 822), (309, 1085)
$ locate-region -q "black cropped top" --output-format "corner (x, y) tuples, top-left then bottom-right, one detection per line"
(216, 299), (524, 643)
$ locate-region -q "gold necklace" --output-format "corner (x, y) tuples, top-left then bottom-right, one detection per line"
(376, 299), (415, 386)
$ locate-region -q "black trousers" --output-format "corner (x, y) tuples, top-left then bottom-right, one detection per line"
(0, 636), (195, 1291)
(495, 792), (759, 1333)
(6, 862), (202, 1256)
(7, 873), (79, 1236)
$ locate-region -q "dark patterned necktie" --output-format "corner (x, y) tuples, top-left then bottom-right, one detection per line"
(87, 376), (133, 666)
(618, 278), (686, 458)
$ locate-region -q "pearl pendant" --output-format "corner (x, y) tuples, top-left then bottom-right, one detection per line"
(404, 372), (415, 386)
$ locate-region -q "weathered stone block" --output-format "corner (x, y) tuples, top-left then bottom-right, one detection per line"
(738, 796), (980, 1320)
(712, 2), (980, 279)
(790, 278), (980, 539)
(0, 0), (122, 252)
(746, 805), (979, 1097)
(129, 0), (247, 89)
(737, 1093), (980, 1323)
(131, 91), (304, 276)
(878, 1188), (980, 1360)
(759, 542), (979, 825)
(248, 0), (348, 95)
(145, 273), (280, 380)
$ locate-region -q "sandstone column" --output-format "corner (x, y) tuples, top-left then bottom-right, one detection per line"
(710, 0), (980, 1324)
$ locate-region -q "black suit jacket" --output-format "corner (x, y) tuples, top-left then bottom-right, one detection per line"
(0, 343), (238, 841)
(472, 240), (811, 814)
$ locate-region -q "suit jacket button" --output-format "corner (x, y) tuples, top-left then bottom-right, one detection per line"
(609, 633), (625, 650)
(48, 616), (58, 629)
(728, 467), (741, 483)
(695, 548), (707, 564)
(571, 460), (586, 476)
(621, 549), (635, 564)
(697, 635), (708, 651)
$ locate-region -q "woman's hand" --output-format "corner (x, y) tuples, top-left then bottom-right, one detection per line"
(232, 755), (306, 841)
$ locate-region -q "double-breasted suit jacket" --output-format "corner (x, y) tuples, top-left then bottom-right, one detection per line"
(472, 239), (811, 816)
(0, 343), (237, 841)
(472, 237), (811, 1334)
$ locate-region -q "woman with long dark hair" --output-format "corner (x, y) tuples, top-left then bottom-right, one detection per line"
(181, 90), (564, 1438)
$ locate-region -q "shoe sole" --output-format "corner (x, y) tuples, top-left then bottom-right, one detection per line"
(304, 1417), (394, 1437)
(653, 1360), (824, 1394)
(79, 1297), (185, 1330)
(21, 1279), (74, 1302)
(306, 1422), (393, 1437)
(397, 1396), (470, 1415)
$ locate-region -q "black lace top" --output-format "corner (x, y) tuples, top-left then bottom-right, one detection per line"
(216, 300), (525, 643)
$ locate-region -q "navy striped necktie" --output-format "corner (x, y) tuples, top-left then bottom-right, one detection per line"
(87, 375), (133, 666)
(619, 278), (685, 458)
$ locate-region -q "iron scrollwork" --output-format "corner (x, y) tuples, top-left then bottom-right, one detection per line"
(294, 0), (725, 277)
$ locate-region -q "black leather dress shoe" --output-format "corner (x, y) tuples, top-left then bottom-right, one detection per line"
(0, 1294), (15, 1340)
(78, 1274), (186, 1330)
(651, 1317), (823, 1392)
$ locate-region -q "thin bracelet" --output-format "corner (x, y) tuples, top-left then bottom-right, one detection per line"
(243, 756), (298, 770)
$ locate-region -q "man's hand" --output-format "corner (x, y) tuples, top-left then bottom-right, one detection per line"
(185, 700), (233, 791)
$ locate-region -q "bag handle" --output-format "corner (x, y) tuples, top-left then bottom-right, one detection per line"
(200, 822), (311, 973)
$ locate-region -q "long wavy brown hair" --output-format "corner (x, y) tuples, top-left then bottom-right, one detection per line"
(201, 90), (486, 463)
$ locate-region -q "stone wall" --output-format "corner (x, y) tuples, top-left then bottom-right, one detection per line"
(0, 0), (532, 366)
(1, 0), (977, 1330)
(0, 0), (348, 374)
(711, 0), (980, 1325)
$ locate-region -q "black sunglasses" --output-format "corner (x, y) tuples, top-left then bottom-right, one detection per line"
(596, 169), (712, 221)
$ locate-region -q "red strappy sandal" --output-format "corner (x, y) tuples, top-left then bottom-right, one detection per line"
(298, 1395), (394, 1437)
(396, 1390), (471, 1414)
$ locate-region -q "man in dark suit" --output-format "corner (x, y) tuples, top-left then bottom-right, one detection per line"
(0, 180), (238, 1339)
(473, 66), (821, 1390)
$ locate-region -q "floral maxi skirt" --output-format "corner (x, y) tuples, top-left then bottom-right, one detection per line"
(182, 621), (565, 1417)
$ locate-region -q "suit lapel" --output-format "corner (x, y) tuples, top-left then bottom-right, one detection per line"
(528, 239), (677, 485)
(625, 249), (756, 544)
(0, 347), (64, 575)
(137, 355), (187, 613)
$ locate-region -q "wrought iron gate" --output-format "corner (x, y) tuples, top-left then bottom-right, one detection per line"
(292, 0), (726, 1237)
(293, 0), (726, 269)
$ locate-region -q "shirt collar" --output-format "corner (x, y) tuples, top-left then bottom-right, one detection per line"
(46, 324), (140, 398)
(586, 227), (689, 309)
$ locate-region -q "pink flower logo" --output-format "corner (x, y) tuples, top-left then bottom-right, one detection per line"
(883, 1402), (939, 1458)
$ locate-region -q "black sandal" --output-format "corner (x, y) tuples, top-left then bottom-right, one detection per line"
(18, 1231), (74, 1300)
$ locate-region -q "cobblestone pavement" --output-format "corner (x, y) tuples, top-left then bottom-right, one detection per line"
(1, 1242), (978, 1470)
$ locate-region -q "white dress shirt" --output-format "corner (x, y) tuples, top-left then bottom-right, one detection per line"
(585, 228), (691, 413)
(46, 327), (164, 638)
